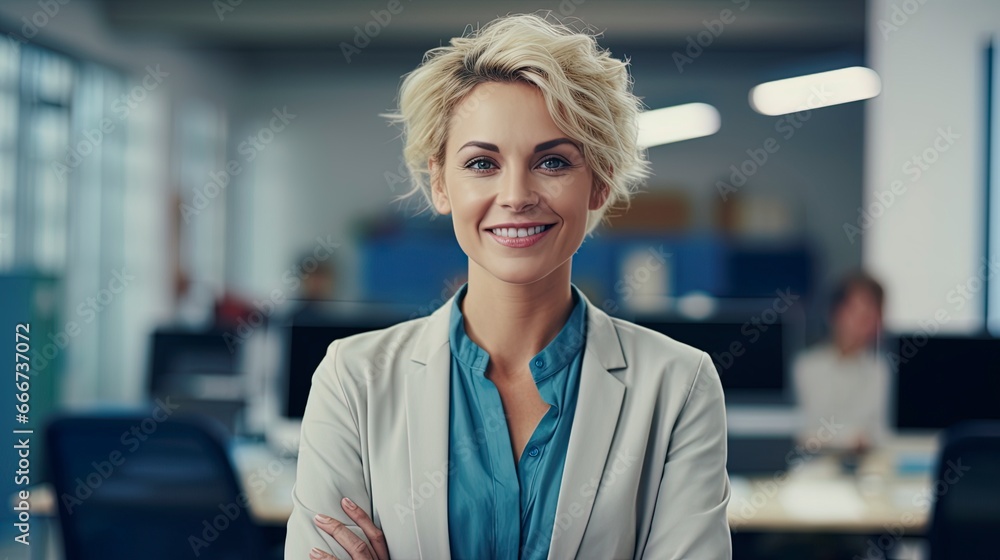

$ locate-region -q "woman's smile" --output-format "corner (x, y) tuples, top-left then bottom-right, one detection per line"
(485, 223), (556, 248)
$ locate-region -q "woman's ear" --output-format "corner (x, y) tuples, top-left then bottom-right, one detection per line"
(589, 180), (610, 211)
(429, 157), (452, 215)
(590, 166), (613, 210)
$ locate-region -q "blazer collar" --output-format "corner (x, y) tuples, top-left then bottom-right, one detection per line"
(408, 283), (627, 371)
(402, 283), (628, 560)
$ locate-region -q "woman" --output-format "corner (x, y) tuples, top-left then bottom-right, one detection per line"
(286, 12), (731, 560)
(793, 270), (891, 454)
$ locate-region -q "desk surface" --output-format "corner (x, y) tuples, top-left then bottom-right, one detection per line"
(24, 434), (940, 533)
(728, 434), (938, 533)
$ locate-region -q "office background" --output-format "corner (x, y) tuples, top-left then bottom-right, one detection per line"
(0, 0), (998, 559)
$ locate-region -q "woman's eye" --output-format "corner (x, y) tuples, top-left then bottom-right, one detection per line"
(465, 158), (496, 172)
(539, 157), (569, 170)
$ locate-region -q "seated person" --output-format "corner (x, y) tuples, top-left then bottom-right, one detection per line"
(793, 270), (891, 454)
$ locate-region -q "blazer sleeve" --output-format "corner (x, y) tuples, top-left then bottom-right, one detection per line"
(285, 338), (375, 559)
(640, 351), (732, 559)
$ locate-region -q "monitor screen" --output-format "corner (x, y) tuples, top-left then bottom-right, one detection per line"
(634, 319), (786, 397)
(284, 323), (395, 419)
(147, 328), (241, 394)
(893, 335), (1000, 429)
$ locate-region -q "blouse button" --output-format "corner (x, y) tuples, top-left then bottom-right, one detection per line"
(528, 446), (540, 457)
(534, 358), (544, 368)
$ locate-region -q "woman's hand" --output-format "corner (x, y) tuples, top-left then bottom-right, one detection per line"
(309, 497), (390, 560)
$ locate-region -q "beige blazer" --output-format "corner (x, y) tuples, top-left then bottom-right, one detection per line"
(285, 287), (732, 560)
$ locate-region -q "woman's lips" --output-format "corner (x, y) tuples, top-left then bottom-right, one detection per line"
(486, 224), (554, 248)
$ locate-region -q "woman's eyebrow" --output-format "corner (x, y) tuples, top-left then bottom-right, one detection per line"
(456, 137), (580, 155)
(533, 137), (580, 153)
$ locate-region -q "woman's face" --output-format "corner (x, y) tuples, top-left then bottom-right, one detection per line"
(833, 286), (882, 351)
(429, 81), (607, 285)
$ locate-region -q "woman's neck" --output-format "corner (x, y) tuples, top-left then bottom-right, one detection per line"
(459, 261), (576, 377)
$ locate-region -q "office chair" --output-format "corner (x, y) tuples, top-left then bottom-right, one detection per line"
(927, 420), (1000, 559)
(45, 411), (267, 560)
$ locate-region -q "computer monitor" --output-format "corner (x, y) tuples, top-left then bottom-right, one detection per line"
(146, 327), (245, 434)
(147, 328), (242, 396)
(283, 320), (399, 419)
(634, 317), (788, 401)
(892, 334), (1000, 430)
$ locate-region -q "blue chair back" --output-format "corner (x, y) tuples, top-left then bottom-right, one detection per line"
(45, 411), (264, 560)
(928, 421), (1000, 559)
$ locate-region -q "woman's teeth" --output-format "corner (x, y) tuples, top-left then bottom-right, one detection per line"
(491, 224), (551, 238)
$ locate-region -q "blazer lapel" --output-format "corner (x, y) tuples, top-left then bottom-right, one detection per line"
(547, 292), (627, 560)
(404, 296), (455, 559)
(402, 287), (628, 560)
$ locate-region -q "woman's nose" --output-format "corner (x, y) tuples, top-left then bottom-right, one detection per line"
(496, 168), (539, 211)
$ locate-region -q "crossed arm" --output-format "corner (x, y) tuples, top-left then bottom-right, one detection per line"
(285, 339), (387, 559)
(287, 343), (731, 559)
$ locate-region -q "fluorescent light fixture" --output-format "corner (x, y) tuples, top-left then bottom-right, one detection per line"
(749, 66), (882, 116)
(637, 103), (721, 148)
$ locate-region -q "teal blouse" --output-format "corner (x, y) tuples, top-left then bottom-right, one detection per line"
(446, 281), (588, 559)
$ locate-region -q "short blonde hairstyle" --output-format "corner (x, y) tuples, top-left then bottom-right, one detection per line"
(381, 11), (651, 236)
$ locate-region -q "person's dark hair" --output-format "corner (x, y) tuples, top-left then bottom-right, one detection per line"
(829, 269), (884, 316)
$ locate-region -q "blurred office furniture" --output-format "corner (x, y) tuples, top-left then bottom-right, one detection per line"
(280, 300), (412, 419)
(604, 190), (693, 232)
(727, 433), (938, 534)
(30, 426), (941, 557)
(716, 193), (799, 237)
(45, 412), (272, 560)
(927, 421), (1000, 559)
(147, 326), (247, 435)
(891, 335), (1000, 430)
(637, 316), (787, 397)
(726, 435), (800, 475)
(632, 302), (806, 480)
(631, 304), (803, 404)
(259, 302), (409, 453)
(360, 218), (815, 308)
(31, 431), (940, 532)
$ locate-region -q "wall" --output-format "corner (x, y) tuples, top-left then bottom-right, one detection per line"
(226, 45), (867, 328)
(865, 0), (1000, 333)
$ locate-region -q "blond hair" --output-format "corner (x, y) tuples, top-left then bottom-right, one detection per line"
(381, 11), (651, 236)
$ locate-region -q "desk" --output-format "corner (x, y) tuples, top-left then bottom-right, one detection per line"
(23, 434), (939, 533)
(727, 434), (938, 534)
